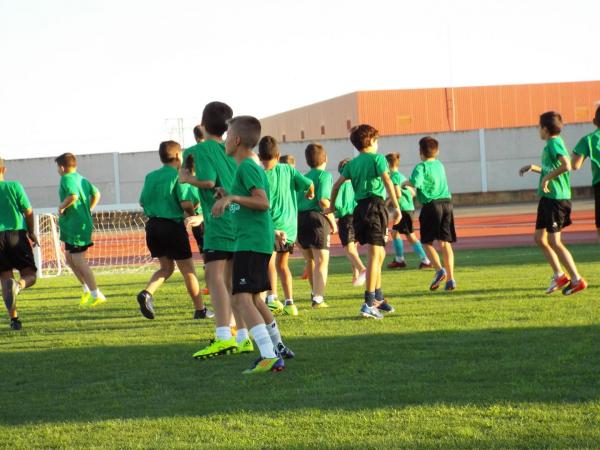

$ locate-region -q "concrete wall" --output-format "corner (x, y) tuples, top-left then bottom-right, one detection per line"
(4, 123), (596, 209)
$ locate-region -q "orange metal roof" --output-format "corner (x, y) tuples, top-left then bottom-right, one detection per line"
(260, 80), (600, 142)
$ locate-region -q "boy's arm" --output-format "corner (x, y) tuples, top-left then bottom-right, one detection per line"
(90, 191), (100, 211)
(23, 209), (39, 246)
(58, 194), (78, 215)
(382, 172), (401, 224)
(518, 164), (542, 176)
(571, 154), (585, 170)
(540, 156), (571, 193)
(179, 169), (216, 189)
(212, 188), (269, 217)
(179, 200), (196, 217)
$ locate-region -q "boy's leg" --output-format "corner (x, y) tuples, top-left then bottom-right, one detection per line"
(232, 293), (275, 357)
(534, 229), (562, 273)
(65, 251), (89, 291)
(407, 233), (431, 266)
(204, 258), (233, 330)
(175, 258), (205, 311)
(68, 251), (98, 291)
(547, 232), (581, 281)
(276, 251), (293, 301)
(390, 230), (406, 267)
(267, 251), (278, 300)
(344, 242), (366, 280)
(300, 247), (315, 290)
(423, 243), (442, 271)
(311, 248), (329, 306)
(144, 257), (175, 295)
(1, 270), (17, 319)
(440, 241), (455, 280)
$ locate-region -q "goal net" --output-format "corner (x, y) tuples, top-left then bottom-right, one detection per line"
(33, 206), (154, 278)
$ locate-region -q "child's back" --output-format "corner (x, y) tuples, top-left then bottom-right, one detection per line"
(58, 171), (97, 246)
(410, 159), (451, 205)
(0, 180), (30, 232)
(298, 167), (332, 212)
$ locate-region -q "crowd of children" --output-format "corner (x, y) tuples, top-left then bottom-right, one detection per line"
(1, 104), (597, 374)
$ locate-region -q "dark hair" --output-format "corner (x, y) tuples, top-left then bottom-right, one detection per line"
(279, 154), (296, 165)
(338, 157), (351, 174)
(201, 101), (233, 137)
(305, 143), (327, 168)
(594, 105), (600, 127)
(349, 124), (379, 151)
(159, 140), (181, 163)
(55, 152), (77, 168)
(258, 136), (279, 161)
(184, 154), (195, 172)
(228, 116), (262, 149)
(418, 137), (439, 158)
(539, 111), (563, 136)
(193, 125), (204, 142)
(385, 152), (400, 166)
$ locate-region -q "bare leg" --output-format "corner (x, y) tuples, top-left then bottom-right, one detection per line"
(344, 242), (366, 281)
(311, 249), (329, 297)
(375, 245), (384, 290)
(276, 252), (293, 300)
(254, 294), (275, 324)
(301, 247), (315, 292)
(1, 271), (17, 319)
(423, 243), (442, 271)
(68, 251), (98, 291)
(145, 257), (174, 295)
(205, 259), (232, 328)
(17, 267), (37, 290)
(232, 293), (263, 329)
(267, 251), (278, 298)
(440, 241), (455, 280)
(175, 258), (204, 310)
(365, 245), (379, 292)
(534, 229), (562, 274)
(547, 232), (580, 280)
(65, 251), (88, 288)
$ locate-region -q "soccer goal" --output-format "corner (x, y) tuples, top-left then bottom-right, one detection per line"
(33, 205), (154, 278)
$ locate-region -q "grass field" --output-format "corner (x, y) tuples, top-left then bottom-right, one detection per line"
(1, 245), (599, 449)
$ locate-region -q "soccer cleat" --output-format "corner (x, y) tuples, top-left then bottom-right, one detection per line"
(194, 307), (215, 319)
(275, 342), (295, 359)
(79, 292), (92, 307)
(10, 318), (22, 331)
(233, 338), (254, 354)
(267, 298), (284, 315)
(445, 279), (457, 291)
(387, 260), (407, 269)
(376, 301), (395, 313)
(418, 261), (434, 269)
(311, 300), (329, 309)
(562, 278), (588, 296)
(352, 270), (367, 287)
(2, 278), (20, 311)
(360, 303), (384, 319)
(243, 356), (285, 374)
(430, 269), (447, 291)
(193, 337), (237, 359)
(137, 290), (155, 319)
(546, 274), (570, 294)
(283, 303), (299, 316)
(91, 294), (107, 307)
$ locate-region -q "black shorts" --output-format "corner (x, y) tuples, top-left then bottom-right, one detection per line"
(232, 251), (271, 295)
(297, 211), (330, 250)
(145, 217), (192, 260)
(274, 241), (294, 254)
(535, 197), (572, 233)
(353, 197), (389, 246)
(338, 215), (356, 247)
(392, 210), (415, 235)
(191, 223), (204, 253)
(594, 182), (600, 228)
(419, 199), (457, 244)
(64, 242), (93, 253)
(203, 249), (234, 263)
(0, 230), (37, 272)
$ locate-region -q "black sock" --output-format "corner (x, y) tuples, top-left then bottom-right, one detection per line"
(11, 317), (19, 322)
(364, 291), (375, 307)
(375, 288), (384, 302)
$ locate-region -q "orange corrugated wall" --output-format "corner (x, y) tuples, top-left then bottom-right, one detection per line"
(357, 81), (600, 136)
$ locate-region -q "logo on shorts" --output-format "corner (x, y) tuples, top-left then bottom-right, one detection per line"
(229, 203), (241, 214)
(552, 221), (558, 231)
(239, 277), (247, 285)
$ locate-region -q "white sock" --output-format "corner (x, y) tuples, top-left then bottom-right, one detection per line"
(216, 326), (232, 341)
(422, 257), (431, 264)
(312, 295), (324, 304)
(554, 271), (565, 278)
(266, 294), (277, 303)
(91, 289), (104, 299)
(395, 256), (405, 263)
(267, 320), (283, 347)
(285, 298), (294, 305)
(82, 284), (90, 294)
(250, 324), (277, 358)
(236, 328), (249, 344)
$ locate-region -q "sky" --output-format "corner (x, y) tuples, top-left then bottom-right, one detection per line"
(1, 0), (599, 159)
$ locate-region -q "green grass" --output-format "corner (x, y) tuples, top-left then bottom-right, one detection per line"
(1, 245), (599, 449)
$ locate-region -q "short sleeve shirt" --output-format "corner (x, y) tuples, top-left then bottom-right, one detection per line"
(297, 169), (333, 212)
(265, 163), (313, 244)
(409, 160), (451, 205)
(334, 181), (356, 218)
(341, 152), (388, 200)
(183, 140), (237, 252)
(391, 171), (415, 211)
(538, 137), (571, 200)
(573, 129), (600, 186)
(139, 165), (190, 222)
(230, 158), (274, 255)
(0, 181), (31, 232)
(58, 172), (99, 246)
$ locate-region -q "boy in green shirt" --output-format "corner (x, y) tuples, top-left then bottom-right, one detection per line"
(179, 102), (250, 359)
(297, 143), (337, 309)
(211, 116), (293, 374)
(572, 105), (600, 241)
(0, 157), (38, 330)
(404, 137), (456, 291)
(55, 153), (106, 307)
(519, 111), (587, 295)
(258, 136), (314, 317)
(330, 125), (401, 320)
(136, 141), (213, 321)
(385, 152), (432, 269)
(335, 158), (366, 286)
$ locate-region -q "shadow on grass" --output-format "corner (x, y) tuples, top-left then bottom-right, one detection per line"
(1, 325), (598, 425)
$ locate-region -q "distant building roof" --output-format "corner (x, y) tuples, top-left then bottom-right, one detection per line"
(260, 80), (600, 142)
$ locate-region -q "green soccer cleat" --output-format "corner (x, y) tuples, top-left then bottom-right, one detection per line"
(233, 338), (254, 354)
(193, 338), (237, 359)
(243, 356), (285, 375)
(267, 299), (284, 315)
(91, 294), (107, 307)
(79, 292), (92, 308)
(283, 304), (299, 316)
(311, 300), (329, 309)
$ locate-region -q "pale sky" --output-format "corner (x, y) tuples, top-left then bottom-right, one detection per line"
(1, 0), (599, 159)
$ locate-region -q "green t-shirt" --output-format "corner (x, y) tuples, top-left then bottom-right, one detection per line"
(230, 157), (274, 255)
(341, 152), (388, 200)
(0, 181), (31, 232)
(298, 169), (332, 212)
(139, 165), (192, 222)
(409, 160), (451, 205)
(186, 185), (202, 215)
(538, 136), (571, 200)
(334, 181), (356, 218)
(390, 171), (415, 211)
(573, 129), (600, 186)
(58, 172), (98, 246)
(265, 163), (313, 244)
(183, 140), (236, 252)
